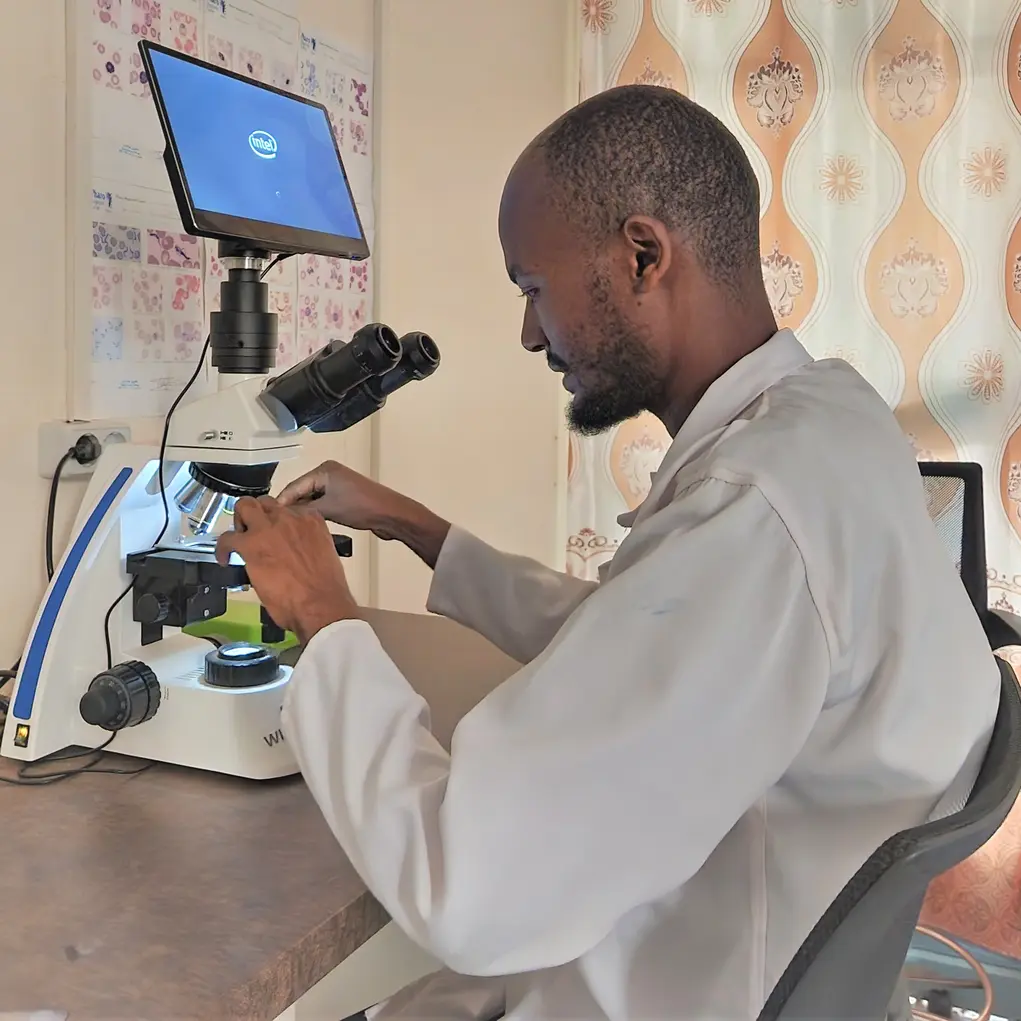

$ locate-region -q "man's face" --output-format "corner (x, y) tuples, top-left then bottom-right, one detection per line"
(498, 159), (665, 436)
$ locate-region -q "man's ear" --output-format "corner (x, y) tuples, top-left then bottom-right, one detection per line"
(622, 216), (672, 292)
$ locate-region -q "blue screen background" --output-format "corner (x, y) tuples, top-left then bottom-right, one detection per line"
(149, 49), (363, 240)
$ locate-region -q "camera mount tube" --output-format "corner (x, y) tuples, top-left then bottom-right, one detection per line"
(210, 243), (278, 374)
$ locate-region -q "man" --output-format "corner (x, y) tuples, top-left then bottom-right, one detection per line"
(217, 86), (999, 1020)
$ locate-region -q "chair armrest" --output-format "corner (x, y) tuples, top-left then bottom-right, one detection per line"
(981, 608), (1021, 652)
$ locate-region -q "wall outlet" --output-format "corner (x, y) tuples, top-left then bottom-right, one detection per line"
(38, 420), (132, 479)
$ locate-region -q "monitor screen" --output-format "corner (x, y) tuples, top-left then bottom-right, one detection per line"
(140, 42), (368, 259)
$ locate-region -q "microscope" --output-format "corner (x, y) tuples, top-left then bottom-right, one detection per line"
(0, 41), (439, 779)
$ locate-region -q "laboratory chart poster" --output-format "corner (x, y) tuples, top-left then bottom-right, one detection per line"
(86, 0), (374, 417)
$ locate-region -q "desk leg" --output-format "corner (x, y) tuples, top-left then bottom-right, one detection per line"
(292, 923), (439, 1021)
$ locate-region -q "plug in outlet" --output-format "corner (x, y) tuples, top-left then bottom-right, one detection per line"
(39, 420), (132, 479)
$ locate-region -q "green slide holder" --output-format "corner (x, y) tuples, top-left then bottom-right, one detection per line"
(183, 597), (299, 653)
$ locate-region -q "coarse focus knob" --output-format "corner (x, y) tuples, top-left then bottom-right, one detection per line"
(79, 661), (161, 731)
(135, 592), (170, 625)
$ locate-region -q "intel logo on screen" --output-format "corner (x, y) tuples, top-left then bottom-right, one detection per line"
(249, 130), (278, 159)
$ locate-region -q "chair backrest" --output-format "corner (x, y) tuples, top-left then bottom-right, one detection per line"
(918, 461), (987, 615)
(757, 460), (1021, 1020)
(758, 661), (1021, 1021)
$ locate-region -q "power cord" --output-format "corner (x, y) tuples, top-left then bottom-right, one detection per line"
(46, 434), (102, 580)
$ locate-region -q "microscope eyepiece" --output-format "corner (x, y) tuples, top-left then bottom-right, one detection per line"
(377, 332), (440, 396)
(261, 322), (401, 430)
(309, 331), (441, 434)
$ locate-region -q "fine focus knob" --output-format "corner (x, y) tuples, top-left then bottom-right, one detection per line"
(135, 592), (170, 625)
(80, 661), (161, 731)
(204, 643), (280, 689)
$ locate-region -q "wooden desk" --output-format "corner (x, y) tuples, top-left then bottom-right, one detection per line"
(0, 609), (517, 1020)
(0, 758), (387, 1020)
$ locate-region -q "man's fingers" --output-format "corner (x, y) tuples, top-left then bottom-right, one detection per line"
(277, 472), (324, 507)
(233, 496), (270, 532)
(215, 530), (245, 567)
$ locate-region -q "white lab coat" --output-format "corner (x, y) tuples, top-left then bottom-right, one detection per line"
(282, 330), (999, 1020)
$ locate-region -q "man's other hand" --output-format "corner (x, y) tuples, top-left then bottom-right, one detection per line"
(277, 460), (452, 569)
(277, 460), (404, 531)
(216, 497), (359, 644)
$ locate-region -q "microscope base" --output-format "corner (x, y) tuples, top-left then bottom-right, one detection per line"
(0, 444), (300, 780)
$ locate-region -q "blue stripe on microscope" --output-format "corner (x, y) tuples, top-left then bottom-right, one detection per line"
(12, 467), (134, 720)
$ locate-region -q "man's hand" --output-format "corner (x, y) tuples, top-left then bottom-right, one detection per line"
(216, 497), (359, 645)
(278, 461), (452, 570)
(277, 460), (406, 530)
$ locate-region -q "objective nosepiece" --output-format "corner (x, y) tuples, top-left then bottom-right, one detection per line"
(173, 462), (278, 536)
(174, 477), (237, 536)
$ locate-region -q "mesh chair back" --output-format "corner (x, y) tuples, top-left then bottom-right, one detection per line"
(919, 462), (987, 614)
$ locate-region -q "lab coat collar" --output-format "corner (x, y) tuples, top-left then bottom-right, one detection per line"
(616, 329), (812, 530)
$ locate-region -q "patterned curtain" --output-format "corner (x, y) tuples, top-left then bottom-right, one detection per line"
(569, 0), (1021, 622)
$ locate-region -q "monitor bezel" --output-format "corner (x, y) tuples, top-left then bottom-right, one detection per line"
(138, 40), (370, 261)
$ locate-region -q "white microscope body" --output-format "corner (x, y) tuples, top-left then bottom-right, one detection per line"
(1, 318), (437, 780)
(0, 378), (306, 779)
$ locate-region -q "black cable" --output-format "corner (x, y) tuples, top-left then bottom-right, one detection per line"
(98, 334), (212, 672)
(45, 434), (102, 581)
(45, 449), (75, 581)
(0, 734), (153, 786)
(103, 583), (136, 671)
(261, 253), (290, 278)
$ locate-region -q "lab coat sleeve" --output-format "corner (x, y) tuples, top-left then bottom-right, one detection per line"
(425, 525), (599, 663)
(282, 479), (831, 977)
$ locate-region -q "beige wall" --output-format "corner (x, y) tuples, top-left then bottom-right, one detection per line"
(373, 0), (572, 612)
(0, 0), (570, 659)
(0, 1), (72, 663)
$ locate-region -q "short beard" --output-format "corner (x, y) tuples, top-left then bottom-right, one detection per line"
(566, 275), (663, 436)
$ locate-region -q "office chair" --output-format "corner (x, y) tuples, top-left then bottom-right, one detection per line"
(756, 462), (1021, 1021)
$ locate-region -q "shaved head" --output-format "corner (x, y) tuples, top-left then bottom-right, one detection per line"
(536, 85), (763, 291)
(499, 86), (774, 438)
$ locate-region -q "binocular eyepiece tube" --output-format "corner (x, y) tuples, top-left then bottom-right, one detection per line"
(308, 330), (440, 434)
(261, 323), (402, 430)
(260, 322), (440, 434)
